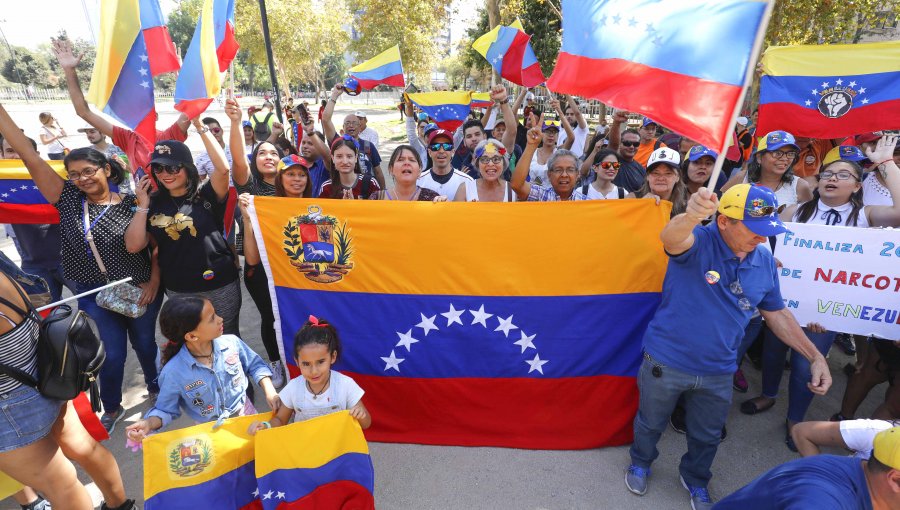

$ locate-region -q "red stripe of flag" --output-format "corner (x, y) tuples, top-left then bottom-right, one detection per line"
(758, 100), (900, 139)
(355, 75), (405, 89)
(548, 53), (741, 150)
(216, 21), (239, 72)
(143, 25), (180, 76)
(351, 373), (638, 450)
(0, 204), (59, 224)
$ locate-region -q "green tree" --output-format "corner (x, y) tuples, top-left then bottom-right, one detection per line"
(765, 0), (900, 46)
(44, 34), (96, 89)
(500, 0), (561, 76)
(235, 0), (350, 98)
(1, 46), (52, 87)
(346, 0), (453, 87)
(167, 0), (203, 55)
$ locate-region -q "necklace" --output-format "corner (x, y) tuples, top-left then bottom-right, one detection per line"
(306, 376), (330, 400)
(190, 346), (213, 359)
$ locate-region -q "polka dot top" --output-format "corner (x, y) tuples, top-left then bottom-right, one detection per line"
(54, 181), (152, 284)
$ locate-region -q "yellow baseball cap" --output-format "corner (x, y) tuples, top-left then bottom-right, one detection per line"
(717, 183), (789, 236)
(873, 426), (900, 470)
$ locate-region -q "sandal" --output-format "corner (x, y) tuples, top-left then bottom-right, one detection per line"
(740, 396), (776, 415)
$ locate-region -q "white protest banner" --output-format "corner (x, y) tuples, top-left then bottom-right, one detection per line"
(777, 222), (900, 340)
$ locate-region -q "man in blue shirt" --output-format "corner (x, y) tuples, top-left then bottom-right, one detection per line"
(625, 183), (832, 510)
(715, 426), (900, 509)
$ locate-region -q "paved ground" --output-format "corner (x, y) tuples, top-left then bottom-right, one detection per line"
(0, 100), (887, 509)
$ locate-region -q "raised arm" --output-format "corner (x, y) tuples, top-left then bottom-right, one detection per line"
(481, 103), (493, 129)
(661, 188), (717, 255)
(511, 119), (542, 200)
(580, 142), (601, 179)
(194, 118), (230, 200)
(550, 99), (575, 150)
(0, 104), (64, 203)
(51, 37), (115, 138)
(608, 111), (627, 152)
(238, 194), (260, 265)
(225, 97), (251, 186)
(511, 87), (527, 116)
(565, 95), (587, 129)
(864, 135), (900, 227)
(322, 84), (342, 142)
(491, 85), (518, 152)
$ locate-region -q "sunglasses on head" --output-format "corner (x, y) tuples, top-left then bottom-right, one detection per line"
(724, 204), (776, 218)
(621, 141), (640, 148)
(151, 164), (184, 175)
(594, 161), (620, 170)
(429, 142), (453, 152)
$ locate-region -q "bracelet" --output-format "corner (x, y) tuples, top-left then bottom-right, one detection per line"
(498, 98), (509, 105)
(875, 159), (894, 168)
(135, 207), (149, 214)
(260, 421), (271, 429)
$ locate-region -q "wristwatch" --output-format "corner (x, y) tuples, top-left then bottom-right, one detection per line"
(198, 126), (209, 133)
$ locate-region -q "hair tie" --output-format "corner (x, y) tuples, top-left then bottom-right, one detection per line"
(308, 315), (328, 327)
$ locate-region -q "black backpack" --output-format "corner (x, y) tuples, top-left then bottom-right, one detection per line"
(253, 112), (274, 142)
(0, 274), (106, 411)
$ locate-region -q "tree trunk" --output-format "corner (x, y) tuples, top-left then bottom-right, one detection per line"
(486, 0), (501, 85)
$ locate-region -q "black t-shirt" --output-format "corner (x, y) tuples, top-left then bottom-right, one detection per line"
(147, 183), (237, 292)
(614, 159), (647, 193)
(55, 181), (151, 285)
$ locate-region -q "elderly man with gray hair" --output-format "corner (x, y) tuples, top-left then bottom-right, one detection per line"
(511, 122), (586, 201)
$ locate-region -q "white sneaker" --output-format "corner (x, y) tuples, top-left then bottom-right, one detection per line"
(269, 360), (286, 388)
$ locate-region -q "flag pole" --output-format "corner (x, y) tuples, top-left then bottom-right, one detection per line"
(36, 278), (133, 312)
(705, 0), (775, 194)
(257, 0), (283, 124)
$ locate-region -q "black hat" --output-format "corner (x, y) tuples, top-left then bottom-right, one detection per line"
(150, 140), (194, 168)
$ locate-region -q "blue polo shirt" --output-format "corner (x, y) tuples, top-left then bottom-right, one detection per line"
(713, 455), (872, 510)
(643, 222), (783, 376)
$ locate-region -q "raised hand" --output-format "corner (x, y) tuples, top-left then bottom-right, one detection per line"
(526, 113), (543, 148)
(864, 134), (898, 165)
(51, 37), (82, 70)
(224, 96), (242, 123)
(612, 111), (628, 124)
(686, 187), (719, 222)
(490, 84), (508, 104)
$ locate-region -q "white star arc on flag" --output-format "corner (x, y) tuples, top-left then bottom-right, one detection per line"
(380, 304), (547, 375)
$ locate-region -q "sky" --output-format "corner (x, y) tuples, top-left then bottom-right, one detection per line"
(2, 0), (479, 51)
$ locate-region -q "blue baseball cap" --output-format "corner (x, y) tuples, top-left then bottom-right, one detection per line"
(343, 76), (361, 96)
(242, 120), (252, 129)
(718, 183), (790, 237)
(642, 117), (657, 128)
(823, 145), (867, 165)
(758, 130), (799, 152)
(688, 145), (719, 162)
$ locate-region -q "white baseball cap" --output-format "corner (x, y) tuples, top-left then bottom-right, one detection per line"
(354, 111), (367, 118)
(647, 147), (681, 169)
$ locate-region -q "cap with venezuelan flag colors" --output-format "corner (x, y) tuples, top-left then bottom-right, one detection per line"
(757, 131), (799, 153)
(822, 145), (867, 166)
(717, 183), (789, 237)
(873, 426), (900, 470)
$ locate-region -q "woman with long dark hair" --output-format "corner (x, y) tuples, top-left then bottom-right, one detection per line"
(722, 130), (813, 208)
(740, 135), (900, 450)
(628, 147), (689, 217)
(0, 104), (162, 433)
(318, 136), (380, 199)
(125, 119), (241, 338)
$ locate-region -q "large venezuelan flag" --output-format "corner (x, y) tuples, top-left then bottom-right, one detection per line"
(255, 411), (375, 509)
(406, 91), (473, 132)
(87, 0), (179, 144)
(144, 414), (264, 510)
(249, 199), (669, 449)
(174, 0), (239, 119)
(349, 45), (405, 90)
(547, 0), (770, 152)
(0, 160), (67, 224)
(472, 20), (544, 88)
(757, 41), (900, 138)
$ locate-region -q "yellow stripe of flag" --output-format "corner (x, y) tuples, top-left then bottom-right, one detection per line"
(762, 41), (900, 77)
(350, 45), (402, 73)
(198, 0), (223, 97)
(0, 159), (68, 180)
(87, 0), (142, 108)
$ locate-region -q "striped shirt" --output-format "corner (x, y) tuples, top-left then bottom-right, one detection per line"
(0, 312), (39, 394)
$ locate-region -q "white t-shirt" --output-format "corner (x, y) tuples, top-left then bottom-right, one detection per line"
(585, 184), (625, 200)
(359, 126), (380, 148)
(862, 173), (893, 207)
(792, 200), (869, 228)
(557, 124), (589, 158)
(840, 419), (897, 459)
(417, 168), (476, 199)
(278, 370), (364, 423)
(40, 125), (66, 153)
(529, 151), (550, 187)
(195, 145), (233, 178)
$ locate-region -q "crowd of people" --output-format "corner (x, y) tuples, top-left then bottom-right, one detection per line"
(0, 35), (899, 510)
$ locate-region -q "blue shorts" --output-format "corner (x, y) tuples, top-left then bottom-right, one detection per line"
(0, 385), (62, 453)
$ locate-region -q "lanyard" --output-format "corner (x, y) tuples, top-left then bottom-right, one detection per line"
(82, 197), (114, 255)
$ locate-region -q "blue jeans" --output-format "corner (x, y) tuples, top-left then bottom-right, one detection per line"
(75, 282), (163, 412)
(736, 314), (763, 365)
(21, 263), (74, 303)
(761, 327), (835, 423)
(630, 355), (732, 488)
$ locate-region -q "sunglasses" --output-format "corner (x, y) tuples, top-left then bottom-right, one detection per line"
(429, 142), (453, 152)
(210, 127), (222, 134)
(594, 161), (620, 170)
(151, 164), (184, 175)
(621, 141), (640, 148)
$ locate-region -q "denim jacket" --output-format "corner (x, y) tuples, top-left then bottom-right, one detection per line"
(146, 334), (272, 428)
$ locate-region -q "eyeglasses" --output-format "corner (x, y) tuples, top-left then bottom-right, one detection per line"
(67, 166), (101, 181)
(819, 170), (859, 181)
(594, 161), (620, 170)
(478, 156), (504, 165)
(769, 150), (798, 160)
(429, 143), (453, 152)
(549, 168), (577, 175)
(151, 164), (184, 175)
(621, 141), (640, 148)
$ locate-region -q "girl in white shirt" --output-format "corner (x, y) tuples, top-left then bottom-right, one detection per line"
(249, 316), (371, 433)
(582, 149), (626, 200)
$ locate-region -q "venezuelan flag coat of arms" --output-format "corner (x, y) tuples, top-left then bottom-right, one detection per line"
(282, 205), (354, 284)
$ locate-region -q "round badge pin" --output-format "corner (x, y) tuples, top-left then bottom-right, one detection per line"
(203, 270), (215, 281)
(705, 270), (720, 284)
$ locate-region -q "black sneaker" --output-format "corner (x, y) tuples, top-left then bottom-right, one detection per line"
(21, 496), (50, 510)
(100, 405), (126, 434)
(670, 406), (687, 434)
(834, 334), (856, 355)
(101, 499), (136, 510)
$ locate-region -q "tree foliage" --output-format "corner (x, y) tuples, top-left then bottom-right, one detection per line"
(235, 0), (350, 96)
(500, 0), (561, 76)
(765, 0), (900, 46)
(346, 0), (453, 86)
(1, 46), (52, 87)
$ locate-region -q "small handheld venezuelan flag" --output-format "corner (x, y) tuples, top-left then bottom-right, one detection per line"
(472, 19), (544, 88)
(349, 45), (405, 90)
